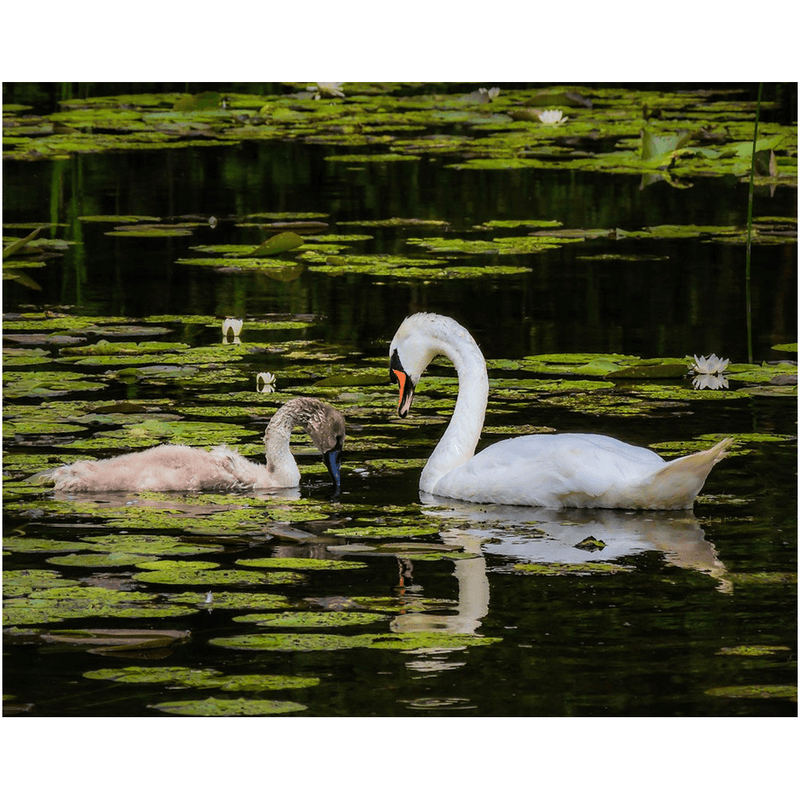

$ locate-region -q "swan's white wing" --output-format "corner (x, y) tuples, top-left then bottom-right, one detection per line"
(430, 433), (666, 507)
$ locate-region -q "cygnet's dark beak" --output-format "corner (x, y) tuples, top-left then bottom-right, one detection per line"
(323, 443), (343, 497)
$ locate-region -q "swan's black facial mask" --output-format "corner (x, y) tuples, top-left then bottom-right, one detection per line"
(389, 350), (415, 419)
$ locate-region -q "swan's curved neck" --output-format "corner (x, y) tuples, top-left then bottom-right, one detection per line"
(420, 321), (488, 493)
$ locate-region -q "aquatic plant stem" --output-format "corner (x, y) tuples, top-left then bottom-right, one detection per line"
(745, 82), (763, 364)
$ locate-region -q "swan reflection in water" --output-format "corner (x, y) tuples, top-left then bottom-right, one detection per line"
(390, 497), (730, 649)
(421, 495), (728, 579)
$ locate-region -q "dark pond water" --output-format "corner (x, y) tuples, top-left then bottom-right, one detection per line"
(3, 83), (797, 718)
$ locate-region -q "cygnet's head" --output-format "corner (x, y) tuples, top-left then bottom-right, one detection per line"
(279, 397), (346, 493)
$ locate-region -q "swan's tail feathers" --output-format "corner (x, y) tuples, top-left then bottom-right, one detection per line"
(639, 437), (734, 510)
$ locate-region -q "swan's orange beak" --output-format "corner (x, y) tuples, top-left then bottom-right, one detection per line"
(390, 351), (415, 418)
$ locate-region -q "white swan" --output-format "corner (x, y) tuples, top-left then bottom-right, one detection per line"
(39, 397), (345, 494)
(389, 313), (732, 509)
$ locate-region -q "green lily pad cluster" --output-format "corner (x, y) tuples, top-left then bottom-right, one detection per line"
(209, 630), (501, 653)
(4, 85), (794, 190)
(2, 582), (198, 626)
(163, 210), (796, 284)
(233, 611), (388, 628)
(85, 664), (320, 691)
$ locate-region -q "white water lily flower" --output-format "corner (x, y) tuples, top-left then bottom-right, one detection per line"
(256, 371), (277, 393)
(222, 317), (243, 336)
(537, 108), (569, 125)
(693, 373), (730, 390)
(222, 317), (243, 344)
(310, 83), (345, 100)
(478, 87), (501, 101)
(690, 353), (730, 375)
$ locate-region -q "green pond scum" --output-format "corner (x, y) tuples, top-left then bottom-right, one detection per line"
(2, 81), (796, 718)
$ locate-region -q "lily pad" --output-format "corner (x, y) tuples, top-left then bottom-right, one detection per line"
(407, 236), (564, 255)
(2, 584), (197, 626)
(339, 218), (450, 228)
(209, 631), (501, 652)
(513, 562), (634, 575)
(78, 215), (161, 223)
(306, 258), (529, 279)
(175, 257), (299, 270)
(2, 569), (79, 596)
(164, 591), (291, 610)
(249, 232), (304, 256)
(3, 370), (108, 398)
(84, 665), (319, 692)
(151, 697), (306, 716)
(716, 645), (792, 657)
(522, 353), (642, 377)
(325, 153), (420, 163)
(46, 553), (161, 568)
(606, 363), (689, 380)
(134, 566), (303, 586)
(235, 557), (367, 571)
(38, 627), (191, 652)
(85, 665), (225, 686)
(79, 534), (224, 557)
(476, 219), (563, 229)
(333, 525), (441, 538)
(705, 685), (797, 701)
(105, 226), (194, 238)
(3, 420), (87, 437)
(232, 611), (388, 627)
(135, 559), (220, 571)
(59, 340), (189, 356)
(2, 537), (100, 554)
